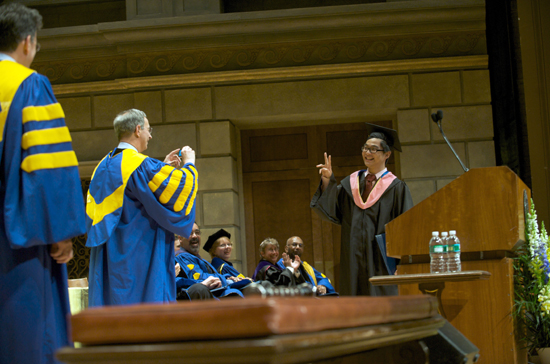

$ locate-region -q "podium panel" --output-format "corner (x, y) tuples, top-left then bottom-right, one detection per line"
(386, 166), (529, 257)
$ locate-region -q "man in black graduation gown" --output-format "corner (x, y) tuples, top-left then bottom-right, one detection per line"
(311, 124), (413, 296)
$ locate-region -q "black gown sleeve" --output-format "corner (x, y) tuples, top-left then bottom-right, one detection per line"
(310, 174), (344, 225)
(263, 266), (306, 287)
(392, 180), (414, 217)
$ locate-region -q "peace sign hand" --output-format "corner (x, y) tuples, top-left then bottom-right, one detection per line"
(316, 152), (332, 180)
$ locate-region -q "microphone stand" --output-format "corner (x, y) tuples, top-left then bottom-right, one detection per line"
(432, 111), (469, 173)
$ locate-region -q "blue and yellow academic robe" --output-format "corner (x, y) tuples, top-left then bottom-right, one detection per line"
(175, 252), (243, 298)
(86, 149), (197, 306)
(211, 257), (246, 279)
(277, 258), (337, 295)
(0, 59), (86, 364)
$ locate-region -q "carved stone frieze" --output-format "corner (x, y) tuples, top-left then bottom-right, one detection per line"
(182, 52), (207, 70)
(34, 56), (126, 84)
(32, 32), (486, 85)
(53, 55), (489, 96)
(210, 50), (235, 68)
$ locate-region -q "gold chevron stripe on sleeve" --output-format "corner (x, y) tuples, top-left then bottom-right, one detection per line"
(21, 126), (72, 150)
(185, 166), (198, 215)
(148, 165), (174, 193)
(21, 151), (78, 173)
(159, 169), (183, 204)
(174, 166), (198, 213)
(22, 103), (64, 124)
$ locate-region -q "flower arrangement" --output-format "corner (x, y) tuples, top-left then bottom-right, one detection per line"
(514, 199), (550, 351)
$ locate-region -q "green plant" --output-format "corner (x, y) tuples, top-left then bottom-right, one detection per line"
(514, 199), (550, 352)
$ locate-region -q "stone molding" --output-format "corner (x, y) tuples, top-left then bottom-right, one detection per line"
(53, 55), (488, 96)
(33, 1), (486, 84)
(34, 32), (486, 84)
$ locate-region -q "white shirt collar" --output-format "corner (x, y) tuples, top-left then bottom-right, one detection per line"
(365, 168), (387, 180)
(0, 53), (17, 63)
(116, 142), (138, 153)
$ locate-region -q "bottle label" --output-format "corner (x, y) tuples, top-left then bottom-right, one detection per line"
(448, 244), (460, 252)
(430, 245), (446, 253)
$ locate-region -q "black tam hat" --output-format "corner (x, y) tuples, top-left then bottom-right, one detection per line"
(203, 229), (231, 253)
(364, 123), (402, 152)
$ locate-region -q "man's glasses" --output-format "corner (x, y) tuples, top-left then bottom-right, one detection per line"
(142, 125), (153, 134)
(291, 243), (303, 248)
(361, 145), (384, 154)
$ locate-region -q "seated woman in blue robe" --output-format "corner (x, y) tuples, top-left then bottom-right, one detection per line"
(207, 229), (253, 284)
(252, 238), (305, 286)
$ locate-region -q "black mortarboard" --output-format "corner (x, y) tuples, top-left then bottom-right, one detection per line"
(203, 229), (231, 253)
(364, 123), (402, 152)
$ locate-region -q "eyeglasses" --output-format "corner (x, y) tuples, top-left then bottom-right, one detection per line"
(291, 243), (303, 248)
(190, 229), (200, 236)
(142, 125), (152, 134)
(361, 145), (384, 154)
(218, 243), (233, 249)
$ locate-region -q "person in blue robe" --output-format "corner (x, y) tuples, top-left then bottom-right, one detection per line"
(175, 223), (243, 299)
(86, 109), (198, 306)
(311, 124), (413, 296)
(0, 4), (86, 363)
(277, 236), (338, 296)
(206, 228), (253, 283)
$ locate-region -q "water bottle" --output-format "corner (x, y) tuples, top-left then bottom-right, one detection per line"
(447, 230), (462, 272)
(441, 231), (449, 272)
(429, 231), (446, 273)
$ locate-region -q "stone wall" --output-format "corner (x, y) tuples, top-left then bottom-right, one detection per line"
(399, 69), (494, 204)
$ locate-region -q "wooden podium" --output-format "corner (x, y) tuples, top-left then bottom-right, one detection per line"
(385, 166), (529, 364)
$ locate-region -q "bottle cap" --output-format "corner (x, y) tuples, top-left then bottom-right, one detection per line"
(449, 230), (456, 235)
(441, 232), (448, 237)
(432, 231), (439, 236)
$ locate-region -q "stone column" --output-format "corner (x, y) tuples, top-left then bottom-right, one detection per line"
(196, 121), (246, 273)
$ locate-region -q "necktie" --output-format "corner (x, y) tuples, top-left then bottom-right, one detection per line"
(362, 173), (377, 201)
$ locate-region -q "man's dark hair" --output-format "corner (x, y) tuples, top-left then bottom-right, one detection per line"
(0, 3), (42, 53)
(367, 132), (391, 153)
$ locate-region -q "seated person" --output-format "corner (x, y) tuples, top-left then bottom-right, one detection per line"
(175, 223), (243, 299)
(174, 234), (185, 257)
(253, 238), (304, 286)
(206, 229), (252, 283)
(172, 248), (212, 301)
(277, 236), (338, 296)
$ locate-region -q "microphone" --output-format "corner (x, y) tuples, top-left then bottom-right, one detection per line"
(431, 110), (469, 173)
(431, 110), (443, 123)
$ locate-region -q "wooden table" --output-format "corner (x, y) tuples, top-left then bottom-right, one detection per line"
(370, 270), (491, 318)
(57, 295), (444, 364)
